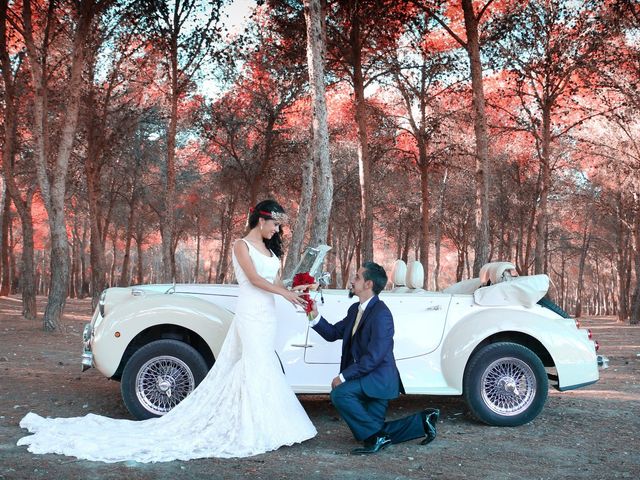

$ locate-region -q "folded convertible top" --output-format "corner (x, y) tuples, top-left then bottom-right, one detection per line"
(473, 274), (550, 307)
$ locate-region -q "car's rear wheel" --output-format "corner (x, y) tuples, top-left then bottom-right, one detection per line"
(121, 339), (209, 420)
(463, 342), (548, 426)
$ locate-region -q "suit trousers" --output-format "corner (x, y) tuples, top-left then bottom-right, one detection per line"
(330, 378), (425, 443)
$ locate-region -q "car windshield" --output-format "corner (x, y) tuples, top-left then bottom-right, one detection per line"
(284, 244), (332, 287)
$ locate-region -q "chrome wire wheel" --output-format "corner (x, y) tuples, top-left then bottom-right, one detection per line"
(135, 355), (195, 416)
(480, 356), (537, 416)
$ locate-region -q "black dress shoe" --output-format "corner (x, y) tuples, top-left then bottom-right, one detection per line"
(351, 434), (392, 455)
(420, 408), (440, 445)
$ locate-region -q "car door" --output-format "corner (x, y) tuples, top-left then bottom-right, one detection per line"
(386, 293), (451, 359)
(303, 291), (451, 364)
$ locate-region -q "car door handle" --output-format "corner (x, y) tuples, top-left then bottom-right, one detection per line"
(425, 305), (442, 311)
(291, 344), (313, 348)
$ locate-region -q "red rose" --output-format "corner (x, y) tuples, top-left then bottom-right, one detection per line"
(293, 272), (315, 287)
(292, 272), (315, 314)
(305, 298), (314, 315)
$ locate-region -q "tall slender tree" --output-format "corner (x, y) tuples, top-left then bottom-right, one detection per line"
(492, 0), (608, 274)
(13, 0), (99, 330)
(304, 0), (333, 248)
(386, 10), (453, 287)
(424, 0), (496, 275)
(136, 0), (225, 282)
(0, 2), (37, 319)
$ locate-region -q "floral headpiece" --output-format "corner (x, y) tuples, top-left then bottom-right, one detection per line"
(250, 207), (289, 224)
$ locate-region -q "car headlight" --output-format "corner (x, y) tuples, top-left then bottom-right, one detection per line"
(99, 290), (107, 317)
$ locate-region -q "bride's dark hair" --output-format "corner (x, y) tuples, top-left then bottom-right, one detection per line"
(247, 199), (286, 258)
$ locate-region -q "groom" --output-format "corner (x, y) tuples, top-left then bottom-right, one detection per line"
(309, 262), (439, 454)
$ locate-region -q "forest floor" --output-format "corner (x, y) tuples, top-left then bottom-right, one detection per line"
(0, 295), (638, 480)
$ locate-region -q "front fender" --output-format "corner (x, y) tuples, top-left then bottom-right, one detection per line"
(440, 306), (598, 392)
(92, 292), (234, 378)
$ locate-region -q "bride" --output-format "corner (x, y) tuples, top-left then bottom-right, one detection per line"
(17, 199), (317, 462)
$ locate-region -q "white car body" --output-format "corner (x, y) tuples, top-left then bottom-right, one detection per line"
(82, 256), (603, 426)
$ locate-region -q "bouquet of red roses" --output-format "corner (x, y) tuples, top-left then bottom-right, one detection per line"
(292, 272), (315, 315)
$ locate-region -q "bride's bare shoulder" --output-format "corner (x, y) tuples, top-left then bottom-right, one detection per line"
(234, 238), (250, 254)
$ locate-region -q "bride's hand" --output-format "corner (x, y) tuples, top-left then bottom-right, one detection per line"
(283, 290), (307, 308)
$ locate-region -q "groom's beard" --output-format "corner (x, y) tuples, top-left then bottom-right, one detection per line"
(348, 288), (355, 299)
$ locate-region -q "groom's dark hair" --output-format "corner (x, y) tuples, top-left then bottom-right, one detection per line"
(363, 262), (387, 295)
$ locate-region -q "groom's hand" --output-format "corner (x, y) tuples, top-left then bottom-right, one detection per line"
(331, 376), (343, 389)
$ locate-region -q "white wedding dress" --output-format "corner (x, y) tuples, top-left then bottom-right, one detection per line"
(17, 239), (317, 462)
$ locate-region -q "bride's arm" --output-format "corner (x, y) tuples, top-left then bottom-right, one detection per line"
(233, 240), (306, 308)
(274, 271), (284, 288)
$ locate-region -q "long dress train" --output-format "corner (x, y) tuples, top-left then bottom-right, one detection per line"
(17, 239), (317, 462)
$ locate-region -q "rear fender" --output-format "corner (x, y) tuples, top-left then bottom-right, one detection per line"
(440, 307), (598, 392)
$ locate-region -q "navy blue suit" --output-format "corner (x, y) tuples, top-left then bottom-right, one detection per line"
(313, 296), (425, 443)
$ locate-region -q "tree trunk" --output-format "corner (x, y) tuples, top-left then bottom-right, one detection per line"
(594, 255), (601, 315)
(135, 221), (144, 285)
(401, 230), (409, 263)
(616, 191), (628, 321)
(84, 108), (108, 307)
(207, 256), (213, 284)
(304, 0), (333, 249)
(456, 242), (464, 282)
(534, 104), (552, 274)
(575, 220), (591, 318)
(284, 149), (314, 280)
(433, 169), (448, 291)
(419, 155), (430, 288)
(119, 186), (138, 287)
(216, 195), (239, 284)
(349, 13), (374, 262)
(80, 218), (90, 298)
(194, 214), (201, 283)
(395, 210), (403, 260)
(70, 218), (80, 298)
(338, 226), (356, 289)
(22, 0), (96, 331)
(249, 113), (278, 206)
(460, 0), (490, 276)
(109, 231), (118, 287)
(0, 11), (36, 317)
(0, 193), (10, 296)
(161, 36), (179, 283)
(625, 235), (633, 321)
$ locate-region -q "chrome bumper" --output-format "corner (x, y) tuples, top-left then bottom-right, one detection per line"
(81, 323), (94, 372)
(597, 355), (609, 369)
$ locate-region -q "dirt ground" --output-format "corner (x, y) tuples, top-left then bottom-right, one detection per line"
(0, 295), (638, 480)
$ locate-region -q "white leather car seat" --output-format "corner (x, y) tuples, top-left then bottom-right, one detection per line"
(391, 259), (410, 293)
(479, 261), (518, 286)
(406, 261), (425, 292)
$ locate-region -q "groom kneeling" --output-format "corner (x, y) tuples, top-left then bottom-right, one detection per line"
(309, 262), (439, 454)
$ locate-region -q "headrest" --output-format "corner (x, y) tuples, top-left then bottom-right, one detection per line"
(392, 260), (407, 287)
(406, 261), (424, 289)
(479, 262), (517, 286)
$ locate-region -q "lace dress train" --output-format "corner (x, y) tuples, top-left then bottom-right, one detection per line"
(17, 240), (316, 462)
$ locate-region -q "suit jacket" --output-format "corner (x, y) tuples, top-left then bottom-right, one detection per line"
(313, 295), (402, 400)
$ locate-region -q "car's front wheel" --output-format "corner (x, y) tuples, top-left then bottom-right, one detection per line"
(121, 339), (209, 420)
(463, 342), (548, 426)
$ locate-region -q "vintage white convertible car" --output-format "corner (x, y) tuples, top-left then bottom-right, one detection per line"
(81, 246), (606, 426)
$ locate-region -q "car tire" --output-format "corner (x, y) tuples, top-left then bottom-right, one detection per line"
(463, 342), (548, 426)
(121, 339), (209, 420)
